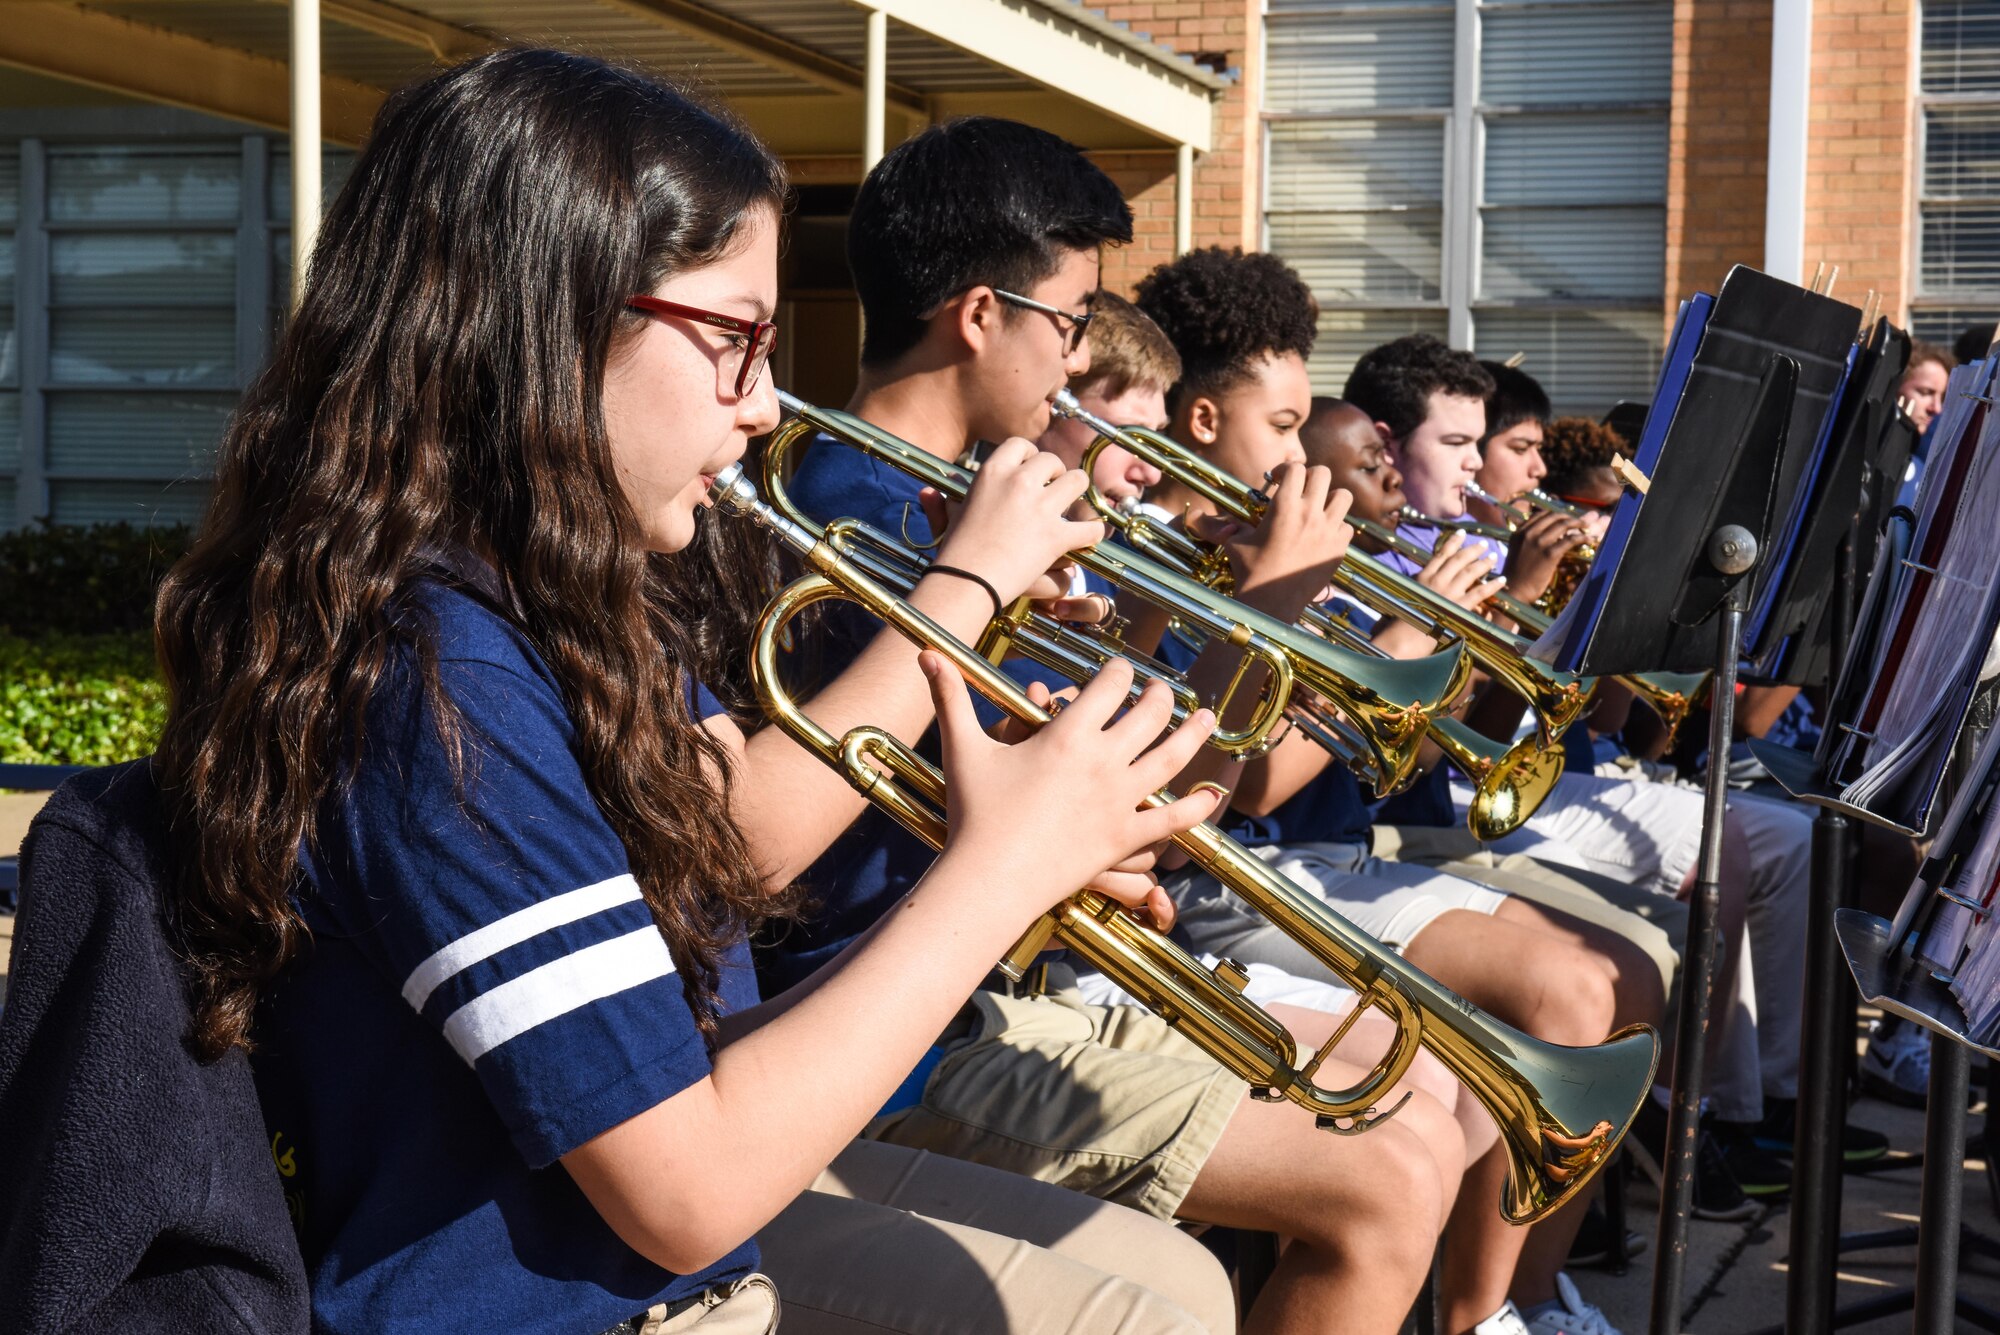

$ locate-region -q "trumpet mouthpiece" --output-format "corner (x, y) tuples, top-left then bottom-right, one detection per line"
(1051, 388), (1083, 418)
(707, 462), (761, 516)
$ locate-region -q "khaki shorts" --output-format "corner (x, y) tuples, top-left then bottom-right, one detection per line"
(645, 1274), (779, 1334)
(864, 971), (1243, 1221)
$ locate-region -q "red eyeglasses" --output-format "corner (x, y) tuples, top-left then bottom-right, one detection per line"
(626, 295), (778, 399)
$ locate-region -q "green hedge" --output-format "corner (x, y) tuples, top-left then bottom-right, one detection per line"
(0, 632), (166, 768)
(0, 522), (184, 769)
(0, 521), (193, 638)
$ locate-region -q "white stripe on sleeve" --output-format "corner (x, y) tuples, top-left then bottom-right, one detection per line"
(440, 926), (677, 1064)
(401, 874), (644, 1012)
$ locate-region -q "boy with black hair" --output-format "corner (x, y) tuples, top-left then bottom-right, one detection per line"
(768, 118), (1466, 1335)
(1537, 417), (1630, 513)
(1136, 248), (1663, 1335)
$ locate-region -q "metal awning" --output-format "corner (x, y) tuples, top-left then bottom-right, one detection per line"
(3, 0), (1226, 294)
(0, 0), (1225, 153)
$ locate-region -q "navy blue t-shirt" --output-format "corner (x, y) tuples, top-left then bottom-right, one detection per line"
(251, 578), (759, 1334)
(758, 438), (1107, 995)
(1316, 597), (1458, 829)
(1155, 628), (1375, 848)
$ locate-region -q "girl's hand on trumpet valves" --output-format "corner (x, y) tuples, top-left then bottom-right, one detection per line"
(984, 679), (1185, 927)
(923, 652), (1220, 922)
(916, 437), (1105, 605)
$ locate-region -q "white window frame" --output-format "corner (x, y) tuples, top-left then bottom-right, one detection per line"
(1261, 0), (1669, 397)
(1911, 2), (2000, 345)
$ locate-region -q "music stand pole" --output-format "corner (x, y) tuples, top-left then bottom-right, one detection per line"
(1784, 805), (1852, 1330)
(1648, 525), (1758, 1335)
(1915, 1031), (1970, 1334)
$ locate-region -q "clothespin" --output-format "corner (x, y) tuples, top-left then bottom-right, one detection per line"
(1610, 454), (1652, 496)
(1809, 261), (1828, 294)
(1503, 351), (1527, 369)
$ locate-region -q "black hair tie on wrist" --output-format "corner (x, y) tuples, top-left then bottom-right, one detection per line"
(924, 564), (1005, 620)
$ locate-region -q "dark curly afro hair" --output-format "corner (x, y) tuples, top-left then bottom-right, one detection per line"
(1538, 416), (1629, 493)
(1133, 247), (1318, 411)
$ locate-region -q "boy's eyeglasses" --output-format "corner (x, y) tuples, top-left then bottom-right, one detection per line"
(626, 295), (778, 399)
(993, 289), (1094, 356)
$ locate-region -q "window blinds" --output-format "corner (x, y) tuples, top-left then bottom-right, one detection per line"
(1917, 1), (2000, 348)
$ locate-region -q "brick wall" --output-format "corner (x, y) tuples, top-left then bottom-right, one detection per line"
(1666, 0), (1918, 320)
(1090, 150), (1179, 295)
(1802, 0), (1915, 317)
(1665, 0), (1773, 306)
(1091, 1), (1260, 283)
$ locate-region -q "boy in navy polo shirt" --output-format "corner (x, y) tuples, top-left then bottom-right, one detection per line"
(763, 116), (1468, 1335)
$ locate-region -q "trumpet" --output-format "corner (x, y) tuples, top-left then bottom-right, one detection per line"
(1404, 503), (1511, 543)
(710, 460), (1659, 1225)
(1370, 507), (1706, 744)
(1055, 393), (1589, 838)
(1462, 482), (1596, 616)
(1466, 481), (1590, 524)
(765, 391), (1465, 794)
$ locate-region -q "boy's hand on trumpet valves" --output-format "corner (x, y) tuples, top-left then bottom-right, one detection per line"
(917, 438), (1104, 605)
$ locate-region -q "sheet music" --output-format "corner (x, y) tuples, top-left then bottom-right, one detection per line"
(1830, 359), (2000, 823)
(1947, 790), (2000, 1038)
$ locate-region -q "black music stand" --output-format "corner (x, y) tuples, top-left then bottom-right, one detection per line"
(1632, 365), (1793, 1335)
(1748, 699), (2000, 1335)
(1725, 321), (1912, 1335)
(1535, 268), (1857, 1334)
(1836, 911), (2000, 1331)
(1540, 349), (1804, 1335)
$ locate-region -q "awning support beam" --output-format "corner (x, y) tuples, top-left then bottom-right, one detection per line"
(863, 7), (886, 170)
(1175, 142), (1193, 256)
(0, 2), (384, 145)
(291, 0), (321, 310)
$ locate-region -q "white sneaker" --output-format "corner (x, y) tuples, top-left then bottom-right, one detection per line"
(1472, 1300), (1533, 1335)
(1521, 1273), (1622, 1335)
(1860, 1018), (1930, 1108)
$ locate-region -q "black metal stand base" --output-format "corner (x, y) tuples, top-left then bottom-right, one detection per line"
(1785, 807), (1856, 1331)
(1746, 1030), (2000, 1334)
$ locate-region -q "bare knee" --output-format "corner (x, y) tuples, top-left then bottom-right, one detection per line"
(1524, 949), (1618, 1046)
(1391, 1088), (1466, 1192)
(1602, 933), (1666, 1027)
(1294, 1121), (1445, 1257)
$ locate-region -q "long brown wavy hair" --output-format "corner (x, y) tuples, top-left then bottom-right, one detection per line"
(154, 49), (795, 1061)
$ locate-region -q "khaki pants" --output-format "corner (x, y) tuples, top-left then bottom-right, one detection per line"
(759, 1138), (1236, 1335)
